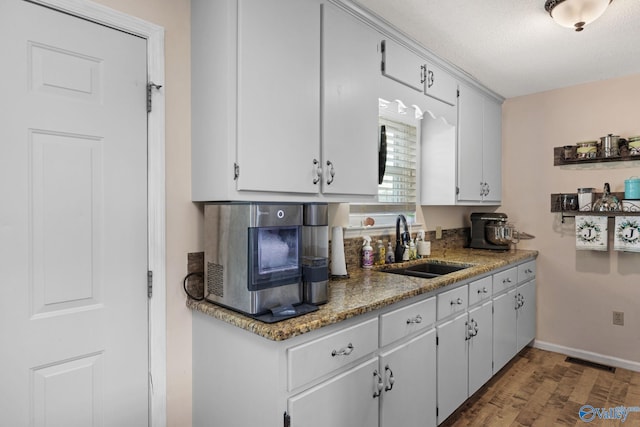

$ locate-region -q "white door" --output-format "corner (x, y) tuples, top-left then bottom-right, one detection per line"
(468, 301), (493, 396)
(436, 312), (468, 424)
(0, 1), (149, 426)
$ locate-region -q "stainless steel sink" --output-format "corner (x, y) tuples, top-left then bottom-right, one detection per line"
(381, 261), (472, 279)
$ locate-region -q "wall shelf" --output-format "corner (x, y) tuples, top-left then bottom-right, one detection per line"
(550, 193), (640, 223)
(553, 146), (640, 166)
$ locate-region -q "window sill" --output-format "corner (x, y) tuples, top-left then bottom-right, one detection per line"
(344, 223), (423, 239)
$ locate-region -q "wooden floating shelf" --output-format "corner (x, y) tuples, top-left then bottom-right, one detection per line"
(553, 146), (640, 166)
(550, 193), (640, 222)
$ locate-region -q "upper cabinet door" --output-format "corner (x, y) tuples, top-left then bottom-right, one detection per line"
(457, 85), (485, 202)
(481, 96), (502, 202)
(381, 38), (424, 92)
(236, 0), (320, 194)
(322, 4), (379, 197)
(425, 63), (457, 106)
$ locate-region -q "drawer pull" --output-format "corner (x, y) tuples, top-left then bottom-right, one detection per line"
(451, 297), (463, 305)
(477, 287), (488, 294)
(331, 343), (354, 357)
(384, 365), (395, 392)
(525, 268), (533, 274)
(373, 370), (384, 398)
(406, 314), (423, 324)
(503, 278), (512, 284)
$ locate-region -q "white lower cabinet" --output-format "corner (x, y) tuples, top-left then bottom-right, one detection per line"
(436, 312), (468, 423)
(288, 357), (379, 427)
(493, 268), (537, 374)
(193, 259), (536, 427)
(379, 329), (437, 427)
(436, 299), (492, 424)
(516, 279), (536, 352)
(492, 288), (517, 374)
(468, 300), (493, 396)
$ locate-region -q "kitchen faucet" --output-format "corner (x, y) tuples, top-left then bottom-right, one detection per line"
(395, 214), (410, 262)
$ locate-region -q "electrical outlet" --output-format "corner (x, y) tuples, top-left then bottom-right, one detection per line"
(435, 226), (442, 240)
(613, 311), (624, 326)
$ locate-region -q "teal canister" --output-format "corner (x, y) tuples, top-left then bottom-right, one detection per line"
(625, 177), (640, 200)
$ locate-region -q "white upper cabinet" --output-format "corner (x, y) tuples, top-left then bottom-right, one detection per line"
(457, 84), (502, 204)
(321, 3), (379, 196)
(235, 0), (321, 195)
(381, 38), (424, 92)
(381, 38), (457, 106)
(191, 0), (380, 202)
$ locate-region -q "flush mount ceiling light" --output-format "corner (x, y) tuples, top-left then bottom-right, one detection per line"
(545, 0), (613, 32)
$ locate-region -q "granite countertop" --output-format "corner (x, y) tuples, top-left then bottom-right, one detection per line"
(187, 248), (538, 341)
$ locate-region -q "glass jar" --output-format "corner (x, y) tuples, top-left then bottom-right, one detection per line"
(576, 141), (598, 159)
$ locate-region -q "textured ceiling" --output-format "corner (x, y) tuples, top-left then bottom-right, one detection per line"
(353, 0), (640, 99)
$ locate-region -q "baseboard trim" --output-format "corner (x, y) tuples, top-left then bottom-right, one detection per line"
(533, 340), (640, 373)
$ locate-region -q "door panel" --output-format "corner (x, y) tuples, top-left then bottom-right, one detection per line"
(0, 1), (149, 425)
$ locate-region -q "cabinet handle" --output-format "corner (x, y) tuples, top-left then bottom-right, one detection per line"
(373, 370), (384, 398)
(451, 297), (463, 306)
(420, 65), (427, 84)
(331, 343), (354, 357)
(485, 183), (490, 196)
(427, 69), (434, 88)
(477, 287), (488, 294)
(503, 278), (512, 284)
(312, 159), (322, 185)
(326, 160), (335, 185)
(479, 182), (484, 197)
(384, 365), (395, 392)
(525, 268), (533, 274)
(406, 314), (423, 324)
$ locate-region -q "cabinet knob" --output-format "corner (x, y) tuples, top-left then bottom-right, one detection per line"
(326, 160), (335, 185)
(406, 314), (423, 324)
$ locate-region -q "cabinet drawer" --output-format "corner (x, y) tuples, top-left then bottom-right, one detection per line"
(518, 260), (536, 283)
(380, 297), (436, 347)
(288, 317), (378, 391)
(468, 276), (492, 306)
(437, 285), (468, 320)
(493, 267), (517, 294)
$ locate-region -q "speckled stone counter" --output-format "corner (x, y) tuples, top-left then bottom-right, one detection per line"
(187, 248), (537, 341)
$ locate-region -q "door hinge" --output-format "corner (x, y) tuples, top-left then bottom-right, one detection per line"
(147, 270), (153, 298)
(233, 162), (240, 180)
(147, 82), (163, 113)
(457, 88), (460, 98)
(283, 412), (291, 427)
(436, 406), (439, 417)
(436, 335), (439, 346)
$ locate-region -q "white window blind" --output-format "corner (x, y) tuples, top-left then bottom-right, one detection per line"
(378, 117), (417, 204)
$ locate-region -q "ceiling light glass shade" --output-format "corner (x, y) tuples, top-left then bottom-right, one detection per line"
(545, 0), (612, 31)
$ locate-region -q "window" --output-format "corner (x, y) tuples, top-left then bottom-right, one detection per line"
(348, 99), (422, 230)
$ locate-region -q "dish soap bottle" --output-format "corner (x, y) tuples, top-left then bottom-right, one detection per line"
(362, 236), (373, 269)
(375, 240), (385, 265)
(386, 241), (395, 264)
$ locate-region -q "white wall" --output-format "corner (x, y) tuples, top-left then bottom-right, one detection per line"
(501, 73), (640, 365)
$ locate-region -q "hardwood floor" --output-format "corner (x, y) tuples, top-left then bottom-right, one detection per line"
(440, 347), (640, 426)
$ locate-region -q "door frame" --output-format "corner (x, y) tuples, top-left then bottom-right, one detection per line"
(27, 0), (167, 425)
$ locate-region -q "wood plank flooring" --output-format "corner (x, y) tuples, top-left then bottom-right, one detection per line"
(440, 347), (640, 427)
